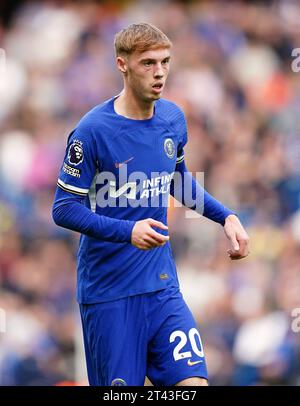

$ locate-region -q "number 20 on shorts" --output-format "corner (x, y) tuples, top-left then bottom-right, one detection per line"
(169, 328), (205, 361)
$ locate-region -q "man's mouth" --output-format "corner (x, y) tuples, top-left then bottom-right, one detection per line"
(152, 83), (163, 93)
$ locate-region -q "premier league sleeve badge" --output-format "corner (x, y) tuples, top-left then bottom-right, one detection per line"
(68, 139), (84, 166)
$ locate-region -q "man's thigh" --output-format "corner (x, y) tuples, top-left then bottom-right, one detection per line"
(80, 296), (148, 386)
(147, 288), (208, 386)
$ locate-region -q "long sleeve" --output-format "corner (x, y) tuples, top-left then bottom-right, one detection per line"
(52, 187), (135, 242)
(52, 123), (135, 242)
(170, 159), (234, 226)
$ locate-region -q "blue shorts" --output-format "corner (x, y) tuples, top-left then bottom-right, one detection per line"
(79, 286), (208, 386)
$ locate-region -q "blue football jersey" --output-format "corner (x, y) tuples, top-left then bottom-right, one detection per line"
(56, 96), (187, 304)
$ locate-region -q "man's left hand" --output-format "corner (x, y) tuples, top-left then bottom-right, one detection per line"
(224, 214), (250, 260)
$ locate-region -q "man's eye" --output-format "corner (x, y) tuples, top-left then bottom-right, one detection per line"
(144, 61), (152, 66)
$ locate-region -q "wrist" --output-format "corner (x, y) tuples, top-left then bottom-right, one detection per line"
(220, 209), (237, 226)
(224, 214), (239, 224)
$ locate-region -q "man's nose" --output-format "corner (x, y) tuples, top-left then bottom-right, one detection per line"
(154, 63), (164, 78)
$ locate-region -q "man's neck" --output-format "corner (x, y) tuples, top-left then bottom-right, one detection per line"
(114, 90), (155, 120)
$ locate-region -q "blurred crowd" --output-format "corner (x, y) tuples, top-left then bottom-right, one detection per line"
(0, 0), (300, 385)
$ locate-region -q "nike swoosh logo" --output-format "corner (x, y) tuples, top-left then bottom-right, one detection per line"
(187, 359), (203, 366)
(115, 157), (134, 168)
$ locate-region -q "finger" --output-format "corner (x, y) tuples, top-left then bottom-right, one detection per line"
(241, 238), (250, 255)
(144, 235), (167, 247)
(227, 249), (248, 260)
(228, 235), (240, 252)
(236, 238), (250, 257)
(138, 241), (153, 250)
(147, 218), (168, 230)
(227, 249), (242, 256)
(148, 229), (169, 244)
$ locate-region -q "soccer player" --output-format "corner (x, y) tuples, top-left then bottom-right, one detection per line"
(52, 23), (249, 386)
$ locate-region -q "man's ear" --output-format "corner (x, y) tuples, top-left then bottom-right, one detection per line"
(116, 56), (127, 74)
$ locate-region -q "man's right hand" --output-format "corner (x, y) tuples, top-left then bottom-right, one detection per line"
(131, 218), (169, 250)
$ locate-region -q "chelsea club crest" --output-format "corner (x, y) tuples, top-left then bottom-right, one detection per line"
(111, 378), (127, 386)
(164, 138), (175, 159)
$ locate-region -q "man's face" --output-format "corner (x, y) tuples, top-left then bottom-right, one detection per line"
(118, 47), (171, 102)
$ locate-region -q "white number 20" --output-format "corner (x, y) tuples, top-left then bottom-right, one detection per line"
(169, 328), (205, 361)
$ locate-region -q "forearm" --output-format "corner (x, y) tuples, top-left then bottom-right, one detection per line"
(52, 188), (135, 243)
(170, 160), (234, 225)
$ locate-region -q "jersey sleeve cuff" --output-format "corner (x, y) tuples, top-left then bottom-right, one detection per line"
(122, 220), (136, 243)
(221, 209), (237, 226)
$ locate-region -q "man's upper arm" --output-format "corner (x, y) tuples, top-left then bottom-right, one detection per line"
(57, 126), (98, 198)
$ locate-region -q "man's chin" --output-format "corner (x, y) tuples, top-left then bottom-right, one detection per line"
(149, 92), (163, 101)
(141, 91), (163, 103)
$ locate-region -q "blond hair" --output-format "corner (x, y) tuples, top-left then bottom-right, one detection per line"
(114, 22), (172, 56)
